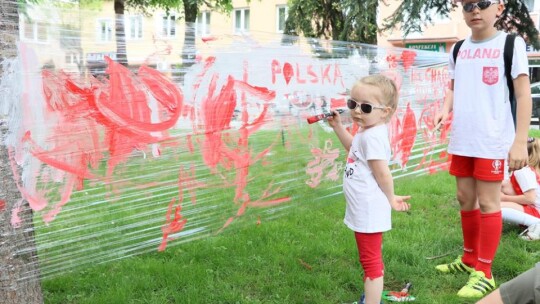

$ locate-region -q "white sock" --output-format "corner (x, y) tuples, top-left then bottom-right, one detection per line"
(502, 208), (540, 227)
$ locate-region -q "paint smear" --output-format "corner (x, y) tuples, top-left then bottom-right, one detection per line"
(10, 199), (23, 228)
(158, 197), (187, 252)
(306, 139), (340, 188)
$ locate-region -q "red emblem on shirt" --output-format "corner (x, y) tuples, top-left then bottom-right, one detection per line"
(482, 66), (499, 85)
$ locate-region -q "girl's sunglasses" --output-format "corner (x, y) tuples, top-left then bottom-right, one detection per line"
(462, 1), (498, 13)
(347, 99), (386, 114)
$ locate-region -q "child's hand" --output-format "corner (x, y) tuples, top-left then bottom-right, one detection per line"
(391, 195), (411, 212)
(326, 110), (342, 128)
(508, 141), (528, 172)
(433, 112), (447, 131)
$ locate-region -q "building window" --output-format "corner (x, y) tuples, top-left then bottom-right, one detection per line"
(65, 52), (79, 64)
(21, 17), (48, 43)
(234, 8), (250, 33)
(97, 19), (113, 42)
(161, 14), (176, 38)
(126, 15), (143, 40)
(196, 11), (211, 36)
(276, 6), (288, 33)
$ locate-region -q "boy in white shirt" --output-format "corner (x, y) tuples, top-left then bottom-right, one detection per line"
(433, 0), (532, 299)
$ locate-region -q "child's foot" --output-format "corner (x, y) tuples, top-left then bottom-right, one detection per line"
(435, 255), (474, 274)
(456, 270), (496, 298)
(349, 294), (382, 304)
(520, 222), (540, 241)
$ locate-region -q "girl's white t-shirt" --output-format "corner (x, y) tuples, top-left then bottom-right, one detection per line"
(343, 124), (392, 233)
(448, 32), (529, 159)
(511, 166), (540, 211)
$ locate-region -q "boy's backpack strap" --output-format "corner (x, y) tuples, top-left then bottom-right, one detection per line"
(504, 34), (517, 125)
(452, 39), (465, 63)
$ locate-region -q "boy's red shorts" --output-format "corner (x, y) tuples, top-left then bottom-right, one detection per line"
(449, 154), (505, 182)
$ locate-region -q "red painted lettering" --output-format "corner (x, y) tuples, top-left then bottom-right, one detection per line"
(271, 59), (281, 84)
(307, 65), (318, 83)
(283, 62), (294, 84)
(321, 65), (331, 84)
(296, 63), (306, 84)
(333, 64), (344, 87)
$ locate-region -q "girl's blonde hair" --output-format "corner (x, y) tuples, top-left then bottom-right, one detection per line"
(528, 137), (540, 172)
(356, 74), (399, 119)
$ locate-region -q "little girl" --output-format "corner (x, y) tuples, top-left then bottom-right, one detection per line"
(501, 137), (540, 241)
(327, 74), (410, 304)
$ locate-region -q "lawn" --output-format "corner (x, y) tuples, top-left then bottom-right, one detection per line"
(36, 127), (540, 304)
(41, 170), (540, 304)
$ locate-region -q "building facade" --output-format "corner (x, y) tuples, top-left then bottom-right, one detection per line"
(378, 0), (540, 82)
(19, 0), (289, 76)
(18, 0), (540, 81)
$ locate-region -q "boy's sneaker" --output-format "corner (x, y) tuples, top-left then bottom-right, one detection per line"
(520, 222), (540, 241)
(457, 271), (496, 298)
(435, 255), (474, 274)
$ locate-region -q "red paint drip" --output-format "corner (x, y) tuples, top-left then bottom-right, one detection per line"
(178, 164), (205, 205)
(158, 197), (187, 252)
(390, 103), (417, 168)
(398, 103), (417, 167)
(200, 75), (237, 169)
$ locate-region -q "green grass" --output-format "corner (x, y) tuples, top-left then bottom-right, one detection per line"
(37, 127), (540, 303)
(41, 171), (540, 304)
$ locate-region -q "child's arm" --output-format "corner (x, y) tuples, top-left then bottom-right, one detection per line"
(500, 179), (516, 195)
(327, 110), (353, 152)
(369, 159), (410, 211)
(508, 75), (532, 172)
(434, 81), (454, 128)
(500, 189), (536, 205)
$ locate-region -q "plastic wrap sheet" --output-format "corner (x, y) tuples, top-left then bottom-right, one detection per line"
(0, 1), (450, 284)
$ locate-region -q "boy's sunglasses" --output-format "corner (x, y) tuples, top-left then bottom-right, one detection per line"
(347, 99), (386, 114)
(462, 1), (498, 13)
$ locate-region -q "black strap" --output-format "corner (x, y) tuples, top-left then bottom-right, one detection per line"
(453, 34), (517, 126)
(452, 39), (465, 63)
(504, 34), (517, 126)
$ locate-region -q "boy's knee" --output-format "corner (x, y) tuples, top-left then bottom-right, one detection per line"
(456, 191), (476, 208)
(478, 200), (501, 213)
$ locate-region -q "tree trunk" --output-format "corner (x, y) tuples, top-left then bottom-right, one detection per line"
(0, 0), (44, 303)
(179, 0), (198, 84)
(114, 0), (128, 66)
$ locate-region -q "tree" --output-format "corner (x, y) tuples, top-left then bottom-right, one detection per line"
(381, 0), (540, 49)
(0, 0), (44, 303)
(114, 0), (128, 65)
(284, 0), (379, 44)
(104, 0), (234, 69)
(285, 0), (540, 50)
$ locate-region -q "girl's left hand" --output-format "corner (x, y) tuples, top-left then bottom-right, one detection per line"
(391, 195), (411, 212)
